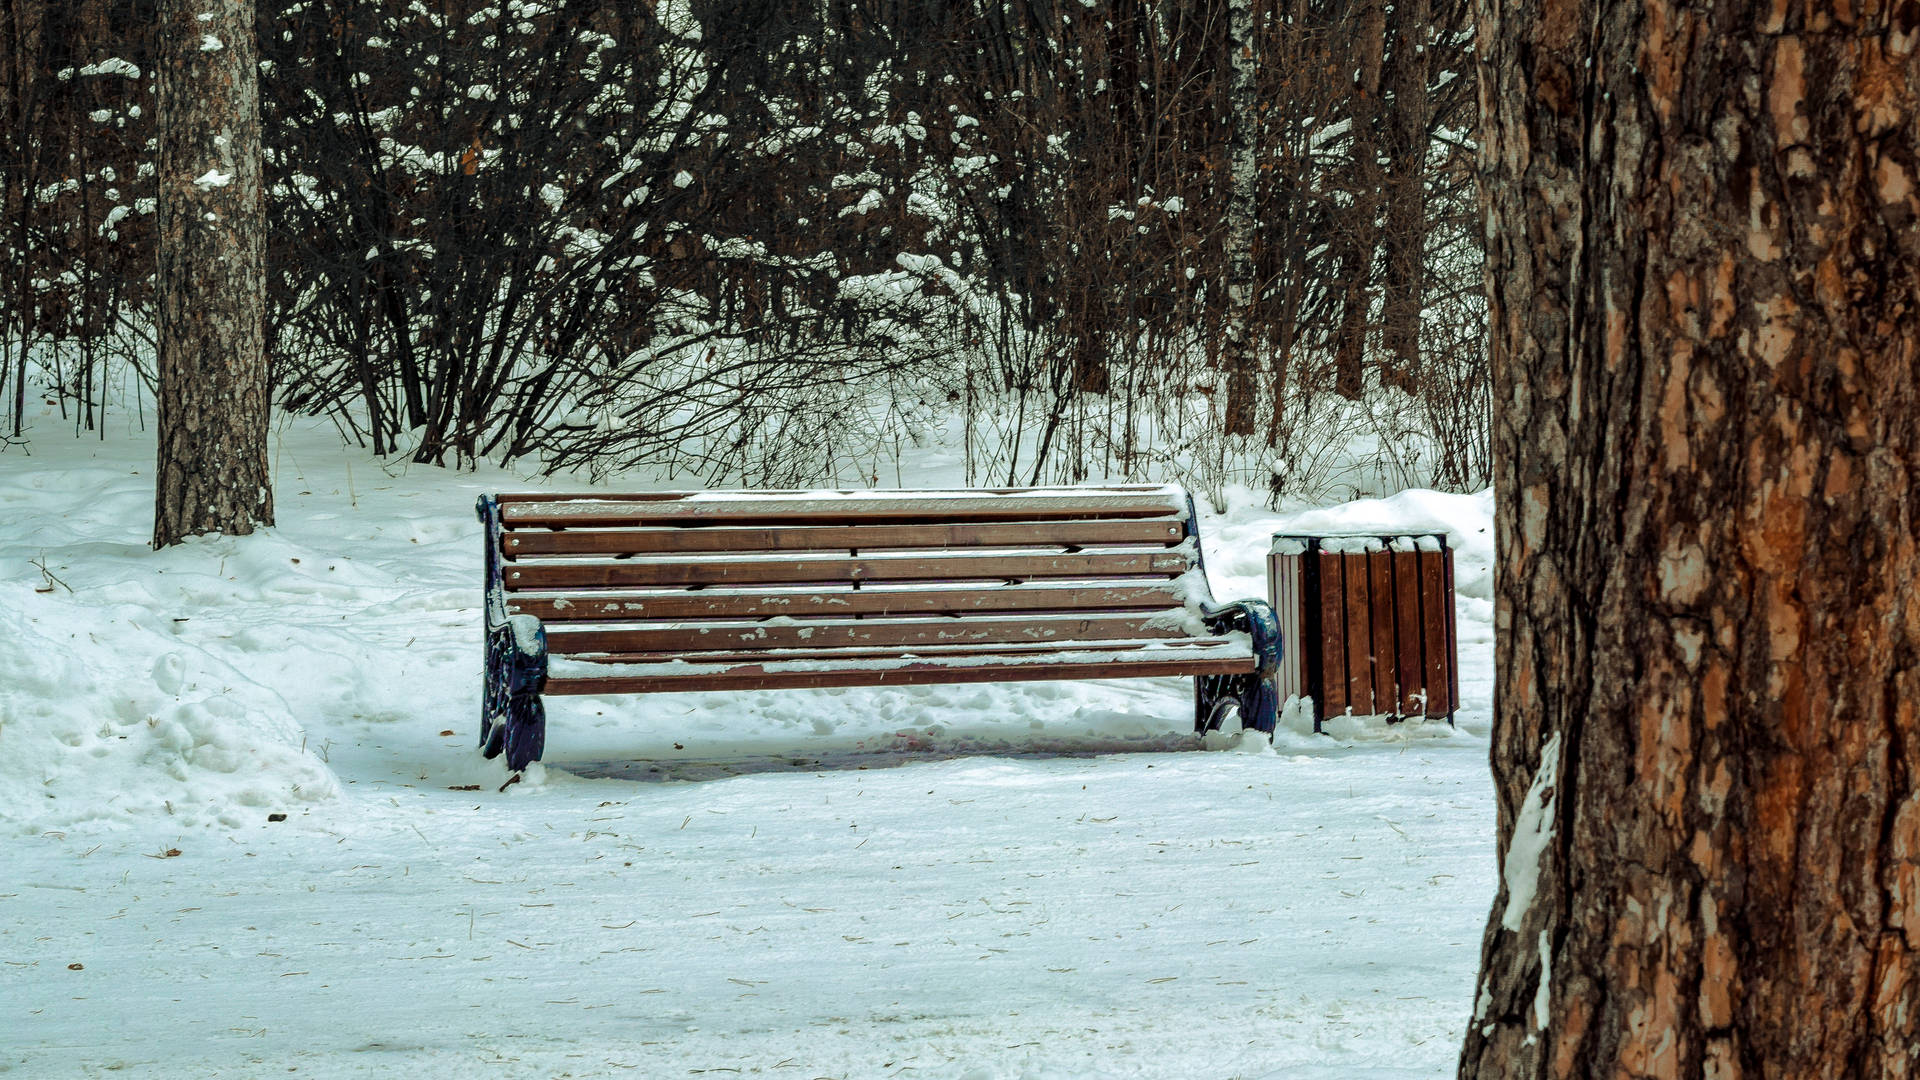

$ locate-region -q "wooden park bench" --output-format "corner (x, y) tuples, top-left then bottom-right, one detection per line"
(475, 486), (1282, 773)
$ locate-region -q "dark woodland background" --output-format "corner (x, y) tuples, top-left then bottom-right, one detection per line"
(1, 0), (1482, 500)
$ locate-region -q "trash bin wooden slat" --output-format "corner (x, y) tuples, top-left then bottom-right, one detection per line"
(1392, 547), (1425, 715)
(1317, 548), (1349, 717)
(1342, 551), (1375, 714)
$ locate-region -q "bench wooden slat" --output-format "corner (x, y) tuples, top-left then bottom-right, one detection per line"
(499, 491), (1188, 528)
(494, 484), (1180, 505)
(543, 613), (1203, 656)
(545, 652), (1257, 695)
(559, 636), (1248, 667)
(504, 582), (1191, 622)
(501, 518), (1187, 557)
(502, 551), (1193, 590)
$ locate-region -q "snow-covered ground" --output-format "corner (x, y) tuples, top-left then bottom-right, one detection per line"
(1, 407), (1496, 1078)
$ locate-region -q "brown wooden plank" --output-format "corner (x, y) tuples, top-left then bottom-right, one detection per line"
(502, 550), (1193, 590)
(544, 613), (1205, 656)
(1420, 547), (1454, 717)
(499, 491), (1188, 528)
(1392, 548), (1426, 715)
(545, 654), (1256, 695)
(1317, 549), (1348, 718)
(1342, 552), (1375, 715)
(505, 582), (1190, 622)
(502, 518), (1187, 557)
(495, 491), (687, 504)
(494, 485), (1179, 505)
(1367, 550), (1397, 717)
(571, 637), (1248, 667)
(1269, 550), (1305, 705)
(1443, 542), (1460, 719)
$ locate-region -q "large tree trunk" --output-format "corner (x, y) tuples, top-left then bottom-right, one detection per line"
(153, 0), (272, 546)
(1462, 0), (1920, 1076)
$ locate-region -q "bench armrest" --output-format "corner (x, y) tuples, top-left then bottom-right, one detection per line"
(1177, 491), (1283, 677)
(502, 614), (549, 676)
(481, 492), (548, 690)
(1200, 598), (1283, 678)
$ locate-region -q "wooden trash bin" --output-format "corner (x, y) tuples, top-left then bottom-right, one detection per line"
(1268, 534), (1458, 731)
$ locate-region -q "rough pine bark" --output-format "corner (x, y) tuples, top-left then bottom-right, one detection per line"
(153, 0), (272, 546)
(1462, 0), (1920, 1077)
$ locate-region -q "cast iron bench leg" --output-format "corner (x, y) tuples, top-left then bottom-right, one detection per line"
(482, 614), (549, 772)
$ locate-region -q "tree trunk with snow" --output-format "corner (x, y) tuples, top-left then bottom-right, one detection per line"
(152, 0), (272, 547)
(1330, 0), (1385, 401)
(1219, 0), (1260, 436)
(1379, 0), (1431, 392)
(1461, 0), (1920, 1075)
(2, 0), (49, 439)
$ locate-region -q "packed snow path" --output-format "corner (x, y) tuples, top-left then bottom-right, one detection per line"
(2, 415), (1496, 1078)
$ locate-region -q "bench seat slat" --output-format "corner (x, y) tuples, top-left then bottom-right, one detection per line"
(545, 650), (1257, 695)
(543, 612), (1207, 655)
(558, 636), (1248, 666)
(502, 551), (1194, 590)
(501, 518), (1188, 557)
(494, 484), (1180, 505)
(499, 491), (1187, 528)
(504, 582), (1190, 622)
